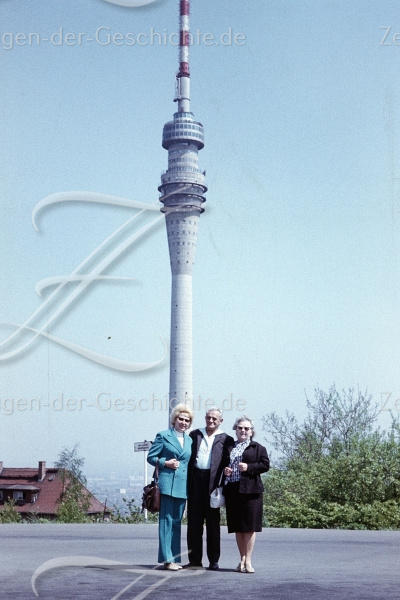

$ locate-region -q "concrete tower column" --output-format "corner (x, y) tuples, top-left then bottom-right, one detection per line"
(159, 0), (206, 415)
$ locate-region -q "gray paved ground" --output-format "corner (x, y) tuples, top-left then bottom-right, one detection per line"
(0, 524), (399, 599)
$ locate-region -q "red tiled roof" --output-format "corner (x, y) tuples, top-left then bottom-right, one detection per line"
(0, 466), (107, 516)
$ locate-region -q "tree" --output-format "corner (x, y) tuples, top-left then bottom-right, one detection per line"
(262, 385), (380, 463)
(55, 444), (87, 483)
(261, 385), (400, 529)
(54, 444), (92, 523)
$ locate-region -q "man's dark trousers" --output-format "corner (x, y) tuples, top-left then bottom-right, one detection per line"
(187, 468), (220, 565)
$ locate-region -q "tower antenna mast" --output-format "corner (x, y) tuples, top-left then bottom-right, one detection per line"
(176, 0), (191, 111)
(159, 0), (207, 416)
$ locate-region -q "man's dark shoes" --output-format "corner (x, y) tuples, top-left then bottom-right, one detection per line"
(208, 563), (219, 571)
(183, 563), (203, 569)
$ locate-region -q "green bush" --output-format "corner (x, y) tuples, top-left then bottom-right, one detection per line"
(262, 385), (400, 529)
(0, 499), (22, 523)
(111, 498), (159, 523)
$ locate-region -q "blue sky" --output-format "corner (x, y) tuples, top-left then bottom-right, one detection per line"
(1, 0), (400, 475)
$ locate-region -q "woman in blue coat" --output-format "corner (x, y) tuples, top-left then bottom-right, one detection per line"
(147, 403), (194, 570)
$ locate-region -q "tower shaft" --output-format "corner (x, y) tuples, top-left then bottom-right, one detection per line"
(160, 0), (206, 409)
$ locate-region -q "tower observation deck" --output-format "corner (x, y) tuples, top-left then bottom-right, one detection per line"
(159, 0), (206, 410)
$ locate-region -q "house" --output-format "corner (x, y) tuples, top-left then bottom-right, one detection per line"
(0, 461), (110, 520)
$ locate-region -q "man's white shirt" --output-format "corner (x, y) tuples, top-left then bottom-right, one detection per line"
(195, 427), (224, 470)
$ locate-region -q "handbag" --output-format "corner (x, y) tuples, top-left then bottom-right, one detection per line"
(210, 472), (225, 509)
(141, 462), (160, 513)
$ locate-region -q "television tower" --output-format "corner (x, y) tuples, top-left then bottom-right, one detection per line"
(159, 0), (206, 411)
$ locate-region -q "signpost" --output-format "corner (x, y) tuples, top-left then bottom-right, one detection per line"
(134, 441), (152, 452)
(134, 440), (152, 521)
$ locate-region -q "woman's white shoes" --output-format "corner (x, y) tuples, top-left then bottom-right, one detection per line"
(235, 561), (254, 573)
(164, 562), (182, 571)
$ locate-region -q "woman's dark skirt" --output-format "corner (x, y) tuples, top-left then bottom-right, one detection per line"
(224, 481), (263, 533)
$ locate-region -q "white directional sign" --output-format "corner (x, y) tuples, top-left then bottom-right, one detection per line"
(134, 441), (152, 452)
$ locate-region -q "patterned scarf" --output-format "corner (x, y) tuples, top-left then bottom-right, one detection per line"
(225, 439), (251, 483)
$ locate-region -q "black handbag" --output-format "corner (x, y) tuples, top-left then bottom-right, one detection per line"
(141, 462), (160, 513)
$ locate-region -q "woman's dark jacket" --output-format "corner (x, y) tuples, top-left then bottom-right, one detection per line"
(226, 440), (270, 494)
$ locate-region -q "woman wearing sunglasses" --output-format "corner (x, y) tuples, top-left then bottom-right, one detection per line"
(147, 403), (194, 570)
(223, 415), (269, 574)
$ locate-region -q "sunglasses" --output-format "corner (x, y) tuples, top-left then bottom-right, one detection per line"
(236, 426), (251, 431)
(177, 416), (191, 423)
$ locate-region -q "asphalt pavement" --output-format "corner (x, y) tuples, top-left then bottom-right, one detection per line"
(0, 524), (399, 599)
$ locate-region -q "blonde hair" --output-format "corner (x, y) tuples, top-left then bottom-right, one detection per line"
(170, 403), (194, 427)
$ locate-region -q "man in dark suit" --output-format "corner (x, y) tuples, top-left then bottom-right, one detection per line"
(185, 408), (235, 570)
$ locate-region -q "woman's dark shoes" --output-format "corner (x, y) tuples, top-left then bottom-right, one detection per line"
(208, 563), (219, 571)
